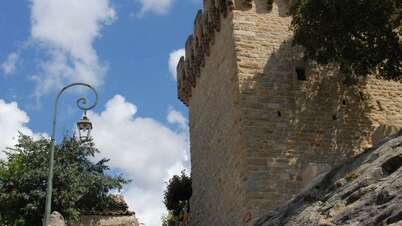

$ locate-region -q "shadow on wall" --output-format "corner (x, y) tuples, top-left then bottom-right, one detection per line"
(241, 39), (374, 207)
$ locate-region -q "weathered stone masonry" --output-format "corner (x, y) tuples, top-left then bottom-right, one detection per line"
(177, 0), (402, 225)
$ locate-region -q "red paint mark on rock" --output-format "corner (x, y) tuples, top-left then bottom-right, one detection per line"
(243, 211), (252, 223)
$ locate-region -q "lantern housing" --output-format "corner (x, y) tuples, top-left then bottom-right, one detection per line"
(77, 113), (92, 142)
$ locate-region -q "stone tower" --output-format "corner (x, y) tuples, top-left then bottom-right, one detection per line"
(176, 0), (402, 225)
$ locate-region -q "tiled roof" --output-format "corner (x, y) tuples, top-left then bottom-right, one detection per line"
(83, 209), (135, 216)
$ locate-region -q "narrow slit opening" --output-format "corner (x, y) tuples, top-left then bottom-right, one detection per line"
(296, 67), (306, 81)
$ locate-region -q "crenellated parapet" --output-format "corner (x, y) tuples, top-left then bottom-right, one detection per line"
(177, 0), (278, 106)
(177, 0), (238, 106)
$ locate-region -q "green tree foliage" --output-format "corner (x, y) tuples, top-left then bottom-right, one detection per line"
(161, 212), (177, 226)
(0, 134), (130, 226)
(163, 171), (191, 225)
(290, 0), (401, 80)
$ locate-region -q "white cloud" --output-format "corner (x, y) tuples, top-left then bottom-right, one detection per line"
(29, 0), (116, 97)
(89, 95), (189, 226)
(0, 96), (189, 225)
(136, 0), (175, 16)
(1, 52), (19, 76)
(167, 107), (187, 130)
(0, 99), (43, 159)
(168, 48), (185, 80)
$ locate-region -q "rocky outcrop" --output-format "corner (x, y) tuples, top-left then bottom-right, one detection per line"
(255, 130), (402, 226)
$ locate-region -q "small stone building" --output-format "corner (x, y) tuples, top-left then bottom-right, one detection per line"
(176, 0), (402, 225)
(49, 196), (139, 226)
(73, 195), (139, 226)
(49, 211), (139, 226)
(72, 209), (139, 226)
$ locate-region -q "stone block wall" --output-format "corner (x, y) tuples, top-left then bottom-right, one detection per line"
(177, 0), (402, 225)
(233, 2), (402, 222)
(181, 5), (248, 226)
(72, 215), (139, 226)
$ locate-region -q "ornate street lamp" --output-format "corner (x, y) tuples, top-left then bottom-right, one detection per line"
(43, 82), (98, 226)
(77, 112), (93, 142)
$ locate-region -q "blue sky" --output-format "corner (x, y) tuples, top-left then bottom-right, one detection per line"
(0, 0), (200, 225)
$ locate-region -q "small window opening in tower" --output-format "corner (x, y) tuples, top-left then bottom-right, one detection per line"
(296, 67), (306, 81)
(332, 115), (338, 120)
(342, 100), (347, 105)
(277, 111), (282, 117)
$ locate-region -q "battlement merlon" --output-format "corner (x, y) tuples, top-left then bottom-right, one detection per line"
(177, 0), (234, 106)
(177, 0), (278, 106)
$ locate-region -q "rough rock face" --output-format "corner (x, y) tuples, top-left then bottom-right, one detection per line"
(255, 131), (402, 226)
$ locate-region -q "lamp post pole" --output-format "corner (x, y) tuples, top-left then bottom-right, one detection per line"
(43, 82), (98, 226)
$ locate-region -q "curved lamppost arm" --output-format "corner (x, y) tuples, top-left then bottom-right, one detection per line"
(44, 82), (98, 226)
